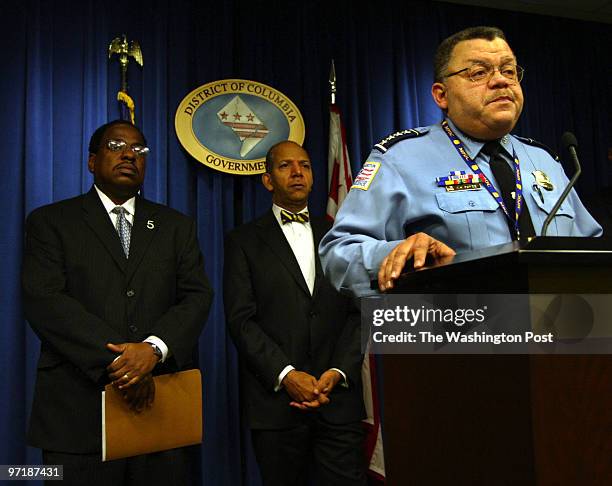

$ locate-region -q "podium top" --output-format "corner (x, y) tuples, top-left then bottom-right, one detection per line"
(371, 237), (612, 293)
(447, 236), (612, 266)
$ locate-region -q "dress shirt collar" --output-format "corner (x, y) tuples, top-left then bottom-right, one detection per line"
(94, 185), (136, 218)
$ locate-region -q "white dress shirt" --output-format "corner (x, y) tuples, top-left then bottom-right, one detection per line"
(272, 204), (315, 294)
(94, 185), (169, 363)
(270, 204), (347, 390)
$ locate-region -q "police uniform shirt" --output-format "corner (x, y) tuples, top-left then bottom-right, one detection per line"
(319, 119), (602, 297)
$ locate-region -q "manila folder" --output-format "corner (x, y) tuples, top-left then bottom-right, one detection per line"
(102, 369), (202, 461)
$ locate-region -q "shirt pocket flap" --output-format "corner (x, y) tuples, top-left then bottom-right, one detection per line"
(435, 191), (499, 214)
(529, 189), (575, 218)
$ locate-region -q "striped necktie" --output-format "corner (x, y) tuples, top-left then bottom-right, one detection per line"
(112, 206), (132, 257)
(280, 209), (309, 224)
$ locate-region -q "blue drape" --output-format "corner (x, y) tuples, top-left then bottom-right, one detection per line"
(1, 1), (609, 485)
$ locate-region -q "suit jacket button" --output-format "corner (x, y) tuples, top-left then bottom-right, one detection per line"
(129, 325), (138, 333)
(126, 289), (135, 297)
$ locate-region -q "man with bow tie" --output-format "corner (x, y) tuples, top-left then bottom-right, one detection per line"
(223, 140), (366, 485)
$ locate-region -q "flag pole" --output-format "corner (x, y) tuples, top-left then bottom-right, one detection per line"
(325, 58), (386, 484)
(329, 59), (336, 105)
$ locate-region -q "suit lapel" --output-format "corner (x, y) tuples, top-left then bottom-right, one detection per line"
(125, 197), (159, 282)
(256, 211), (311, 297)
(82, 188), (127, 272)
(310, 217), (329, 299)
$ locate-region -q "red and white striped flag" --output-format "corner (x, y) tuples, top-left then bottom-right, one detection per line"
(361, 345), (386, 484)
(326, 104), (353, 220)
(326, 103), (386, 484)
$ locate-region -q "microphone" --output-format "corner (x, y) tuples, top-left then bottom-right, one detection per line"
(561, 132), (580, 171)
(541, 132), (582, 236)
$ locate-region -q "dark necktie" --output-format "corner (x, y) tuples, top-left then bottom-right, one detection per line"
(481, 142), (535, 239)
(112, 206), (132, 257)
(280, 209), (309, 224)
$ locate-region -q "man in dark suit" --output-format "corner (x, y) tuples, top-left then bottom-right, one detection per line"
(223, 140), (366, 485)
(22, 120), (213, 485)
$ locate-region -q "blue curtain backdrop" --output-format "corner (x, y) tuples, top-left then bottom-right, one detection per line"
(1, 1), (610, 484)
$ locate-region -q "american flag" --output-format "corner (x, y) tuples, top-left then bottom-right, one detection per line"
(326, 104), (353, 220)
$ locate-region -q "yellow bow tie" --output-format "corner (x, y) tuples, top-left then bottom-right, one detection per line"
(280, 209), (309, 224)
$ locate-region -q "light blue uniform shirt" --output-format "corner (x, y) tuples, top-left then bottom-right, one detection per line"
(319, 119), (602, 297)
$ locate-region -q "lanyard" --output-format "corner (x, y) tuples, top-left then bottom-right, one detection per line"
(441, 120), (525, 238)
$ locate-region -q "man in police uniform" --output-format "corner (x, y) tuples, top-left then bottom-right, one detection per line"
(319, 26), (601, 297)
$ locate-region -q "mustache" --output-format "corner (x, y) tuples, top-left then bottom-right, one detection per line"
(115, 162), (139, 172)
(486, 91), (515, 103)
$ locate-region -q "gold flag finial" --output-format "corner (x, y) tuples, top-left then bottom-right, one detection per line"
(108, 34), (143, 124)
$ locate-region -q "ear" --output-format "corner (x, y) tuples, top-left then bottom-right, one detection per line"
(431, 82), (448, 110)
(261, 173), (274, 193)
(87, 154), (96, 174)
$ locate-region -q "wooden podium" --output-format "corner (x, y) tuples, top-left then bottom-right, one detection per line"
(379, 238), (612, 485)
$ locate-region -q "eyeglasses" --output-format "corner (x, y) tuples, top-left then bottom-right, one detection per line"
(105, 139), (150, 156)
(445, 63), (524, 84)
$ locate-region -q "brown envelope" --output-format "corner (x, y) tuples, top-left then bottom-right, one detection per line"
(102, 369), (202, 461)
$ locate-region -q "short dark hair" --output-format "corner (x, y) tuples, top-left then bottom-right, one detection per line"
(88, 120), (147, 154)
(264, 140), (304, 173)
(433, 26), (507, 83)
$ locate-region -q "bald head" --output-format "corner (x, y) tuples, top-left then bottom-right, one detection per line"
(265, 140), (305, 173)
(262, 140), (313, 213)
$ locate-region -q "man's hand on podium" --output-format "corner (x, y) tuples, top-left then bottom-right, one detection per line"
(378, 232), (455, 292)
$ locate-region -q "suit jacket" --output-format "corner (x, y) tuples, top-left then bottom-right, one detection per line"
(22, 187), (213, 453)
(223, 210), (365, 429)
